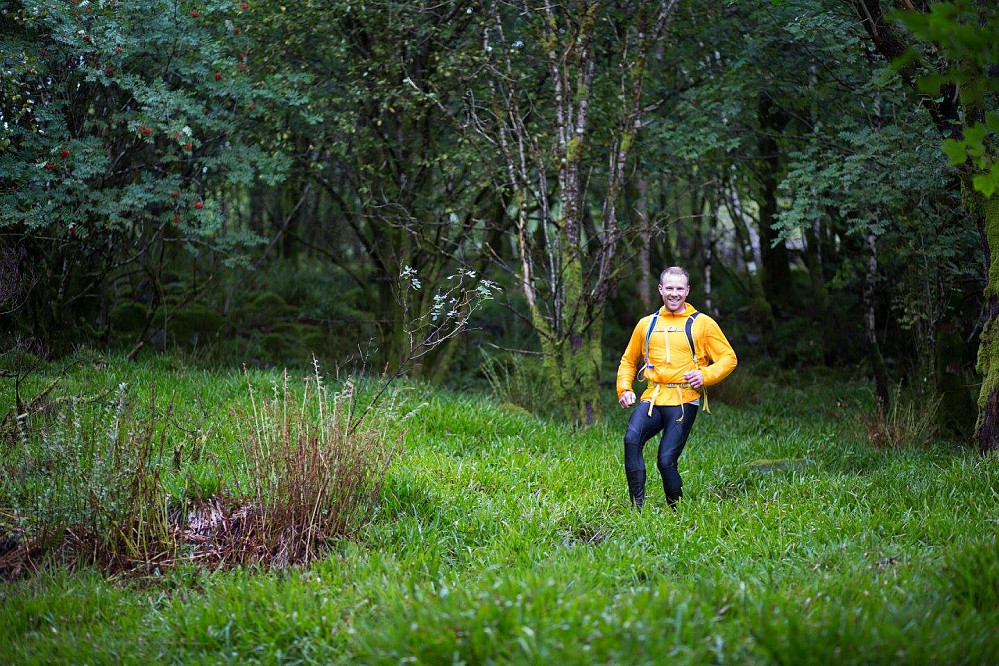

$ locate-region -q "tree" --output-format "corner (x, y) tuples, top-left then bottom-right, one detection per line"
(849, 0), (999, 451)
(0, 0), (292, 350)
(472, 0), (680, 424)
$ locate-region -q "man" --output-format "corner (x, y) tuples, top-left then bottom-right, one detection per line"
(617, 267), (737, 510)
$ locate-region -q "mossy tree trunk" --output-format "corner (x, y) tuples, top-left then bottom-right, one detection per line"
(970, 184), (999, 452)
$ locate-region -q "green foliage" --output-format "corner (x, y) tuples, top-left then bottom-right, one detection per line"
(897, 1), (999, 197)
(0, 0), (303, 346)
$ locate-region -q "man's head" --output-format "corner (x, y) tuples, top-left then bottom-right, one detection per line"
(658, 267), (690, 313)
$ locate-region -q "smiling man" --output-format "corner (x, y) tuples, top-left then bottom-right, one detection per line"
(616, 266), (738, 511)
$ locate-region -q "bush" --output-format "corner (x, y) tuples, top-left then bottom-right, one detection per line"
(168, 304), (224, 349)
(240, 291), (294, 329)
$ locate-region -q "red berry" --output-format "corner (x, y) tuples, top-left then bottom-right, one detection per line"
(140, 126), (153, 136)
(237, 63), (247, 71)
(114, 46), (122, 54)
(82, 34), (91, 43)
(60, 148), (70, 158)
(247, 102), (255, 110)
(183, 142), (193, 151)
(106, 67), (115, 75)
(193, 201), (204, 210)
(170, 191), (180, 198)
(44, 162), (55, 170)
(174, 214), (182, 223)
(69, 225), (77, 234)
(214, 72), (222, 81)
(233, 27), (240, 35)
(241, 2), (249, 8)
(239, 52), (246, 60)
(190, 9), (200, 17)
(40, 48), (49, 56)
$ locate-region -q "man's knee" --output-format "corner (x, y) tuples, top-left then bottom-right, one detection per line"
(657, 460), (680, 476)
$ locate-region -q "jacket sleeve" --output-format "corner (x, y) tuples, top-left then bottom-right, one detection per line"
(616, 319), (647, 397)
(697, 315), (737, 387)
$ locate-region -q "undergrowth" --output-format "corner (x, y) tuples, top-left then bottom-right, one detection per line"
(0, 359), (397, 576)
(0, 356), (996, 664)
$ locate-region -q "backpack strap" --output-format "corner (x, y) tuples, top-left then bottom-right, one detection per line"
(684, 311), (700, 362)
(684, 311), (710, 414)
(642, 310), (660, 373)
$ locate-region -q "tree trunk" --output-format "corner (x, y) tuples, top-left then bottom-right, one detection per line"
(971, 185), (999, 453)
(728, 181), (774, 347)
(803, 211), (833, 363)
(863, 232), (891, 409)
(757, 95), (791, 308)
(637, 173), (653, 312)
(704, 207), (717, 316)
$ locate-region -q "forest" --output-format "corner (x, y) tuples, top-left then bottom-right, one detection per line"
(2, 1), (999, 662)
(2, 0), (995, 438)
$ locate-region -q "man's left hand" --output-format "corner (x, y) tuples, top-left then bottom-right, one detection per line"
(683, 370), (704, 389)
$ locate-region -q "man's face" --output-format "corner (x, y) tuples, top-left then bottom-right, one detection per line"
(658, 274), (690, 313)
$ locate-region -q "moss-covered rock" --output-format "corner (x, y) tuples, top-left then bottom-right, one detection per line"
(109, 301), (147, 333)
(260, 332), (289, 356)
(241, 291), (294, 328)
(168, 304), (225, 349)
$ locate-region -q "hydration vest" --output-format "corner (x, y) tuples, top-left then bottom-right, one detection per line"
(643, 309), (700, 375)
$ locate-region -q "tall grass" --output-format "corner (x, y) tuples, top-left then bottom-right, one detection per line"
(193, 364), (399, 567)
(863, 385), (942, 449)
(0, 359), (398, 575)
(1, 383), (176, 574)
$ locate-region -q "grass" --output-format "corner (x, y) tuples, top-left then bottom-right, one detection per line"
(1, 351), (997, 664)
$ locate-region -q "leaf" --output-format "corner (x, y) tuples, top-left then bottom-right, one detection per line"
(973, 163), (999, 199)
(986, 112), (999, 135)
(942, 139), (968, 166)
(964, 122), (988, 145)
(973, 172), (997, 198)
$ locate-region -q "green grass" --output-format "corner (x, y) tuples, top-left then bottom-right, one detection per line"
(1, 351), (998, 664)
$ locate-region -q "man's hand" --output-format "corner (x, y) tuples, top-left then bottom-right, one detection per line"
(619, 390), (636, 409)
(684, 370), (704, 389)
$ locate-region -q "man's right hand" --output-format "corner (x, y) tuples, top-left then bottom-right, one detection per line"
(619, 391), (636, 409)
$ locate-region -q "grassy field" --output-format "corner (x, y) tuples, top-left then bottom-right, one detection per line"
(1, 352), (997, 664)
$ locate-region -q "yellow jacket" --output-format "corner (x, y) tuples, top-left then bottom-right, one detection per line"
(617, 303), (737, 406)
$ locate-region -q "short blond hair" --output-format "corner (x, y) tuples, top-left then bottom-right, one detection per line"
(659, 266), (689, 286)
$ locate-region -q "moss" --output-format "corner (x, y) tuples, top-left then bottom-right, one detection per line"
(168, 305), (224, 349)
(565, 136), (585, 164)
(984, 192), (999, 301)
(108, 302), (147, 333)
(241, 291), (293, 328)
(260, 332), (289, 356)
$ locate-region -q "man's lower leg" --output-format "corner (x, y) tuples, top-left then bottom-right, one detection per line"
(626, 468), (647, 511)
